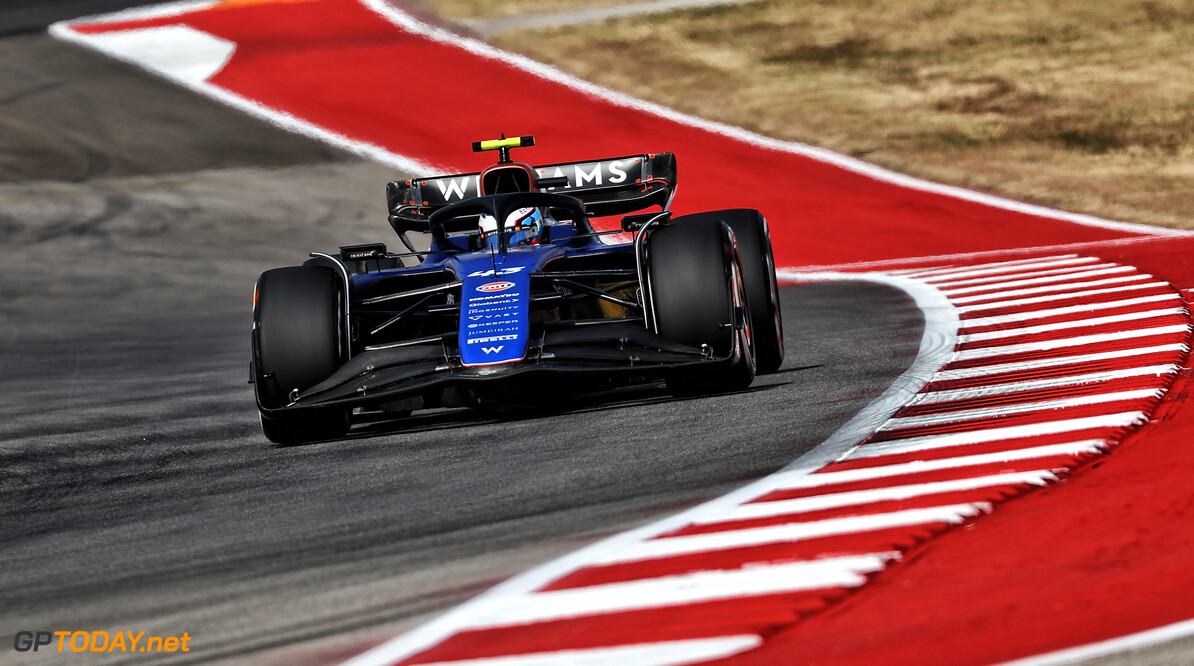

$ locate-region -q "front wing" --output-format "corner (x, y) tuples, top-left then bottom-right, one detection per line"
(255, 322), (735, 415)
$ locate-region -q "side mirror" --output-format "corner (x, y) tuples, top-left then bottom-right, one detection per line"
(620, 211), (672, 233)
(548, 206), (581, 223)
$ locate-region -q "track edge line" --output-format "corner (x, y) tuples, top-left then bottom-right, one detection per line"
(338, 272), (956, 666)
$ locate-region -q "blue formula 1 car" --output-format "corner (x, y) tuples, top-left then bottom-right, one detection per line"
(250, 136), (783, 444)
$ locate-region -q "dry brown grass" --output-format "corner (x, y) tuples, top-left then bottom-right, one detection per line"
(481, 0), (1194, 229)
(425, 0), (626, 20)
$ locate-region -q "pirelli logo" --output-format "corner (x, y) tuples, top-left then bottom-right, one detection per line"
(467, 335), (518, 344)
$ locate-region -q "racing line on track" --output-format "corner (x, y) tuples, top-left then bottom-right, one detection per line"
(51, 1), (1194, 663)
(339, 254), (1189, 666)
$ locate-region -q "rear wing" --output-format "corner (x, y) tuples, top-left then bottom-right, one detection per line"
(387, 153), (677, 234)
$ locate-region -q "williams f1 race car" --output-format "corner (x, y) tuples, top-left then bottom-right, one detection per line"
(250, 136), (783, 444)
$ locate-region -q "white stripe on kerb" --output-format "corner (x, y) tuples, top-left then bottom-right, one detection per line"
(412, 635), (764, 666)
(960, 308), (1187, 343)
(885, 389), (1161, 429)
(962, 294), (1181, 327)
(933, 344), (1188, 381)
(50, 14), (440, 176)
(957, 281), (1171, 313)
(956, 325), (1190, 360)
(856, 412), (1146, 458)
(951, 275), (1153, 305)
(815, 441), (1107, 485)
(82, 26), (235, 84)
(926, 261), (1115, 287)
(364, 0), (1189, 238)
(899, 256), (1092, 280)
(465, 555), (895, 629)
(693, 471), (1057, 524)
(594, 506), (987, 565)
(939, 266), (1135, 295)
(916, 365), (1179, 404)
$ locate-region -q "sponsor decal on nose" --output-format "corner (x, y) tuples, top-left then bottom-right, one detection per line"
(477, 281), (515, 293)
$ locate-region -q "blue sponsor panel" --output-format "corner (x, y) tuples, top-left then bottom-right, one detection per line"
(459, 267), (532, 367)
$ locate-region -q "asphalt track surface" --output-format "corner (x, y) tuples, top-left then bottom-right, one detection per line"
(0, 28), (925, 664)
(0, 0), (157, 36)
(38, 2), (1194, 664)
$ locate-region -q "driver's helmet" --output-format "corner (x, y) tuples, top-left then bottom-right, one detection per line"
(478, 206), (546, 247)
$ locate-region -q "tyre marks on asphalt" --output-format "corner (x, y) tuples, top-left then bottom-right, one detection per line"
(45, 2), (1194, 662)
(343, 255), (1188, 666)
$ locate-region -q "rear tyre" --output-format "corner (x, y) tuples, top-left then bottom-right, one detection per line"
(674, 209), (784, 374)
(253, 266), (350, 444)
(647, 218), (755, 397)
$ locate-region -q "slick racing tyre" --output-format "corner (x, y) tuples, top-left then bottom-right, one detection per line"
(253, 266), (350, 444)
(673, 209), (784, 374)
(647, 217), (755, 396)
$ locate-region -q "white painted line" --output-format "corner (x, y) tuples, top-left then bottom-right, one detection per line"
(771, 273), (959, 470)
(960, 308), (1187, 342)
(856, 412), (1145, 458)
(903, 256), (1095, 281)
(411, 635), (763, 666)
(934, 343), (1189, 381)
(927, 262), (1119, 288)
(963, 294), (1182, 328)
(466, 555), (895, 629)
(998, 616), (1194, 666)
(341, 271), (957, 666)
(811, 441), (1108, 485)
(59, 0), (218, 23)
(939, 266), (1135, 295)
(462, 0), (754, 36)
(916, 365), (1180, 404)
(956, 281), (1171, 312)
(885, 389), (1161, 429)
(62, 0), (1190, 242)
(356, 1), (1188, 238)
(595, 506), (987, 565)
(51, 5), (442, 175)
(951, 274), (1154, 305)
(694, 471), (1057, 524)
(956, 325), (1190, 360)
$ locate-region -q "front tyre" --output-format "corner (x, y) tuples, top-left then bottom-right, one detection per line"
(674, 209), (784, 374)
(647, 218), (755, 396)
(253, 266), (350, 444)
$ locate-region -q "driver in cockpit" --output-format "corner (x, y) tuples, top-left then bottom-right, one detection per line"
(477, 206), (551, 248)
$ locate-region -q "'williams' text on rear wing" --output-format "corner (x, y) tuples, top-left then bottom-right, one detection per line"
(387, 153), (676, 234)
